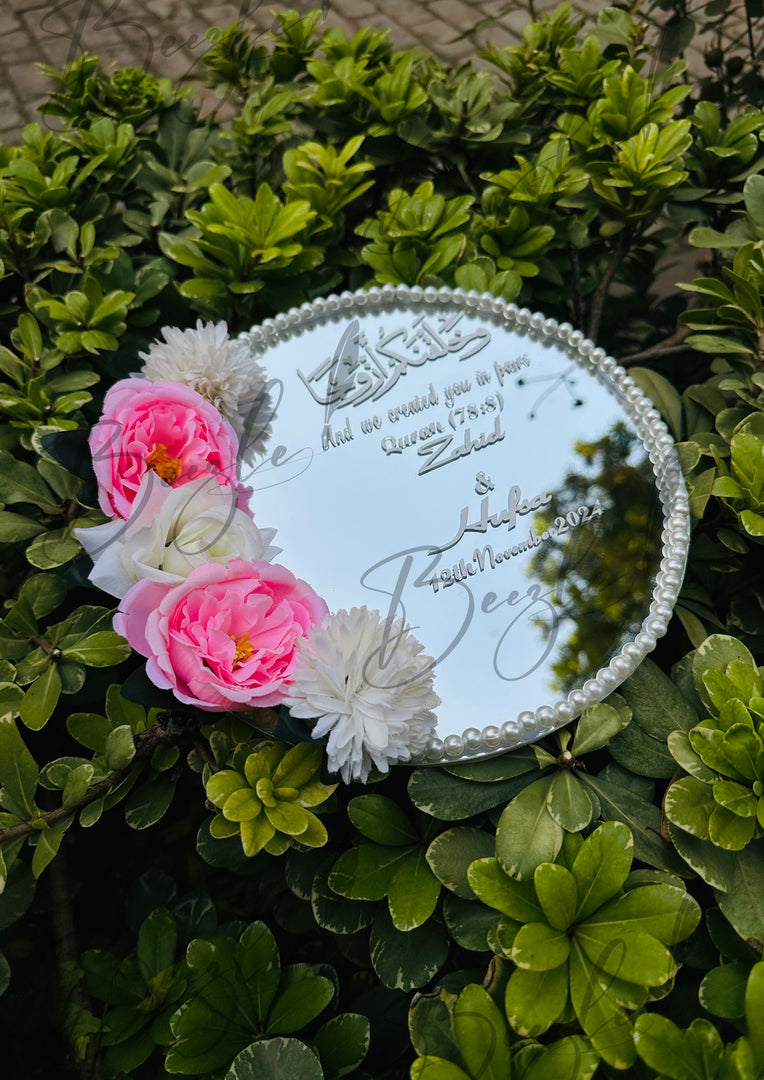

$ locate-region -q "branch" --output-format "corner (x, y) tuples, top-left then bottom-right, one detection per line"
(621, 328), (692, 365)
(49, 850), (104, 1080)
(0, 723), (171, 846)
(587, 228), (631, 343)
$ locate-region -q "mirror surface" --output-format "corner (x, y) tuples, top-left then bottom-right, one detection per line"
(241, 290), (686, 762)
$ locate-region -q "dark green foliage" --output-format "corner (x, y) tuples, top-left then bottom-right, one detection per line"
(2, 3), (764, 1078)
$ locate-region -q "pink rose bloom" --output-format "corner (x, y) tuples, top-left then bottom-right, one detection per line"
(89, 378), (248, 520)
(114, 559), (328, 711)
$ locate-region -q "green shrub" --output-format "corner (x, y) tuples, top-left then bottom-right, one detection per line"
(1, 4), (764, 1078)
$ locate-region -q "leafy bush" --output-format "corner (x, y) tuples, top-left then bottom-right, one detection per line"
(2, 3), (764, 1078)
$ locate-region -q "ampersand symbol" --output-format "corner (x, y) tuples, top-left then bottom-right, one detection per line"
(475, 472), (494, 494)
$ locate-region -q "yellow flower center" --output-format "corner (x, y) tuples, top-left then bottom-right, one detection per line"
(232, 633), (254, 665)
(146, 443), (182, 484)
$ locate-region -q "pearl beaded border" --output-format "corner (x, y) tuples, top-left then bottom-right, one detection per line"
(242, 284), (690, 764)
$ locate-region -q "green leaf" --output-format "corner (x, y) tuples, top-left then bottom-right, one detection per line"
(571, 702), (630, 756)
(504, 963), (568, 1036)
(271, 741), (323, 789)
(745, 961), (764, 1069)
(18, 574), (67, 621)
(443, 894), (496, 951)
(0, 952), (9, 997)
(664, 776), (715, 840)
(0, 716), (38, 818)
(411, 1059), (470, 1080)
(138, 908), (177, 981)
(520, 1036), (600, 1080)
(608, 713), (677, 778)
(709, 804), (756, 850)
(19, 664), (61, 730)
(409, 983), (461, 1061)
(588, 882), (700, 944)
(426, 827), (495, 899)
(445, 749), (538, 782)
(26, 527), (83, 569)
(569, 942), (635, 1069)
(66, 712), (112, 753)
(266, 972), (333, 1034)
(125, 781), (175, 830)
(0, 451), (59, 513)
(369, 909), (449, 991)
(667, 731), (717, 781)
(0, 512), (46, 543)
(629, 367), (683, 441)
(713, 779), (757, 817)
(496, 777), (563, 879)
(581, 774), (686, 873)
(31, 817), (71, 878)
(387, 850), (440, 930)
(619, 658), (699, 738)
(408, 768), (535, 820)
(453, 984), (511, 1080)
(62, 763), (93, 808)
(169, 923), (281, 1074)
(534, 863), (577, 931)
(62, 631), (131, 666)
(329, 843), (412, 901)
(713, 840), (764, 941)
(104, 725), (135, 770)
(312, 1013), (370, 1079)
(699, 962), (748, 1020)
(577, 924), (676, 986)
(546, 771), (594, 831)
(633, 1012), (693, 1079)
(693, 635), (755, 712)
(468, 858), (543, 921)
(310, 859), (374, 935)
(0, 862), (35, 930)
(572, 821), (634, 920)
(347, 794), (417, 845)
(511, 921), (570, 971)
(224, 1038), (323, 1080)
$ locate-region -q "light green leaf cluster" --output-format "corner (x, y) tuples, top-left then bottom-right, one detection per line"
(666, 635), (764, 852)
(206, 740), (335, 857)
(469, 821), (700, 1068)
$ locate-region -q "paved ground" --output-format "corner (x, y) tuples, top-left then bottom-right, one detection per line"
(0, 0), (752, 144)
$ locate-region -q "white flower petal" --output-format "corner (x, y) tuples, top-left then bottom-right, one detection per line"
(138, 320), (273, 461)
(77, 472), (279, 598)
(282, 607), (439, 784)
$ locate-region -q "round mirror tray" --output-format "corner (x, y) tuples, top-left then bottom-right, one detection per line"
(240, 285), (690, 765)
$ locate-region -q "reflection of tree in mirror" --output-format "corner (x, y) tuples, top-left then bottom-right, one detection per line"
(528, 422), (662, 693)
(516, 363), (585, 419)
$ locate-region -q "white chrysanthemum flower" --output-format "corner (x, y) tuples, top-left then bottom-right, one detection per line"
(282, 607), (440, 783)
(138, 320), (273, 461)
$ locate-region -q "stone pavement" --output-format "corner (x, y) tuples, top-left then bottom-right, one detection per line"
(0, 0), (751, 144)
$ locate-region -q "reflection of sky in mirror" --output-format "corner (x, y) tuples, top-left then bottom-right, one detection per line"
(242, 303), (664, 741)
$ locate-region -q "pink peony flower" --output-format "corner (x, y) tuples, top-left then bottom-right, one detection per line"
(89, 378), (248, 520)
(114, 559), (328, 711)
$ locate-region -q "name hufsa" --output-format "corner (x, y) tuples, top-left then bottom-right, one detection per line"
(429, 484), (553, 555)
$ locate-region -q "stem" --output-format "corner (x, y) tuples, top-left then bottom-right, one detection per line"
(621, 328), (691, 365)
(0, 724), (170, 846)
(569, 243), (583, 330)
(49, 850), (104, 1080)
(31, 635), (57, 656)
(587, 228), (631, 343)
